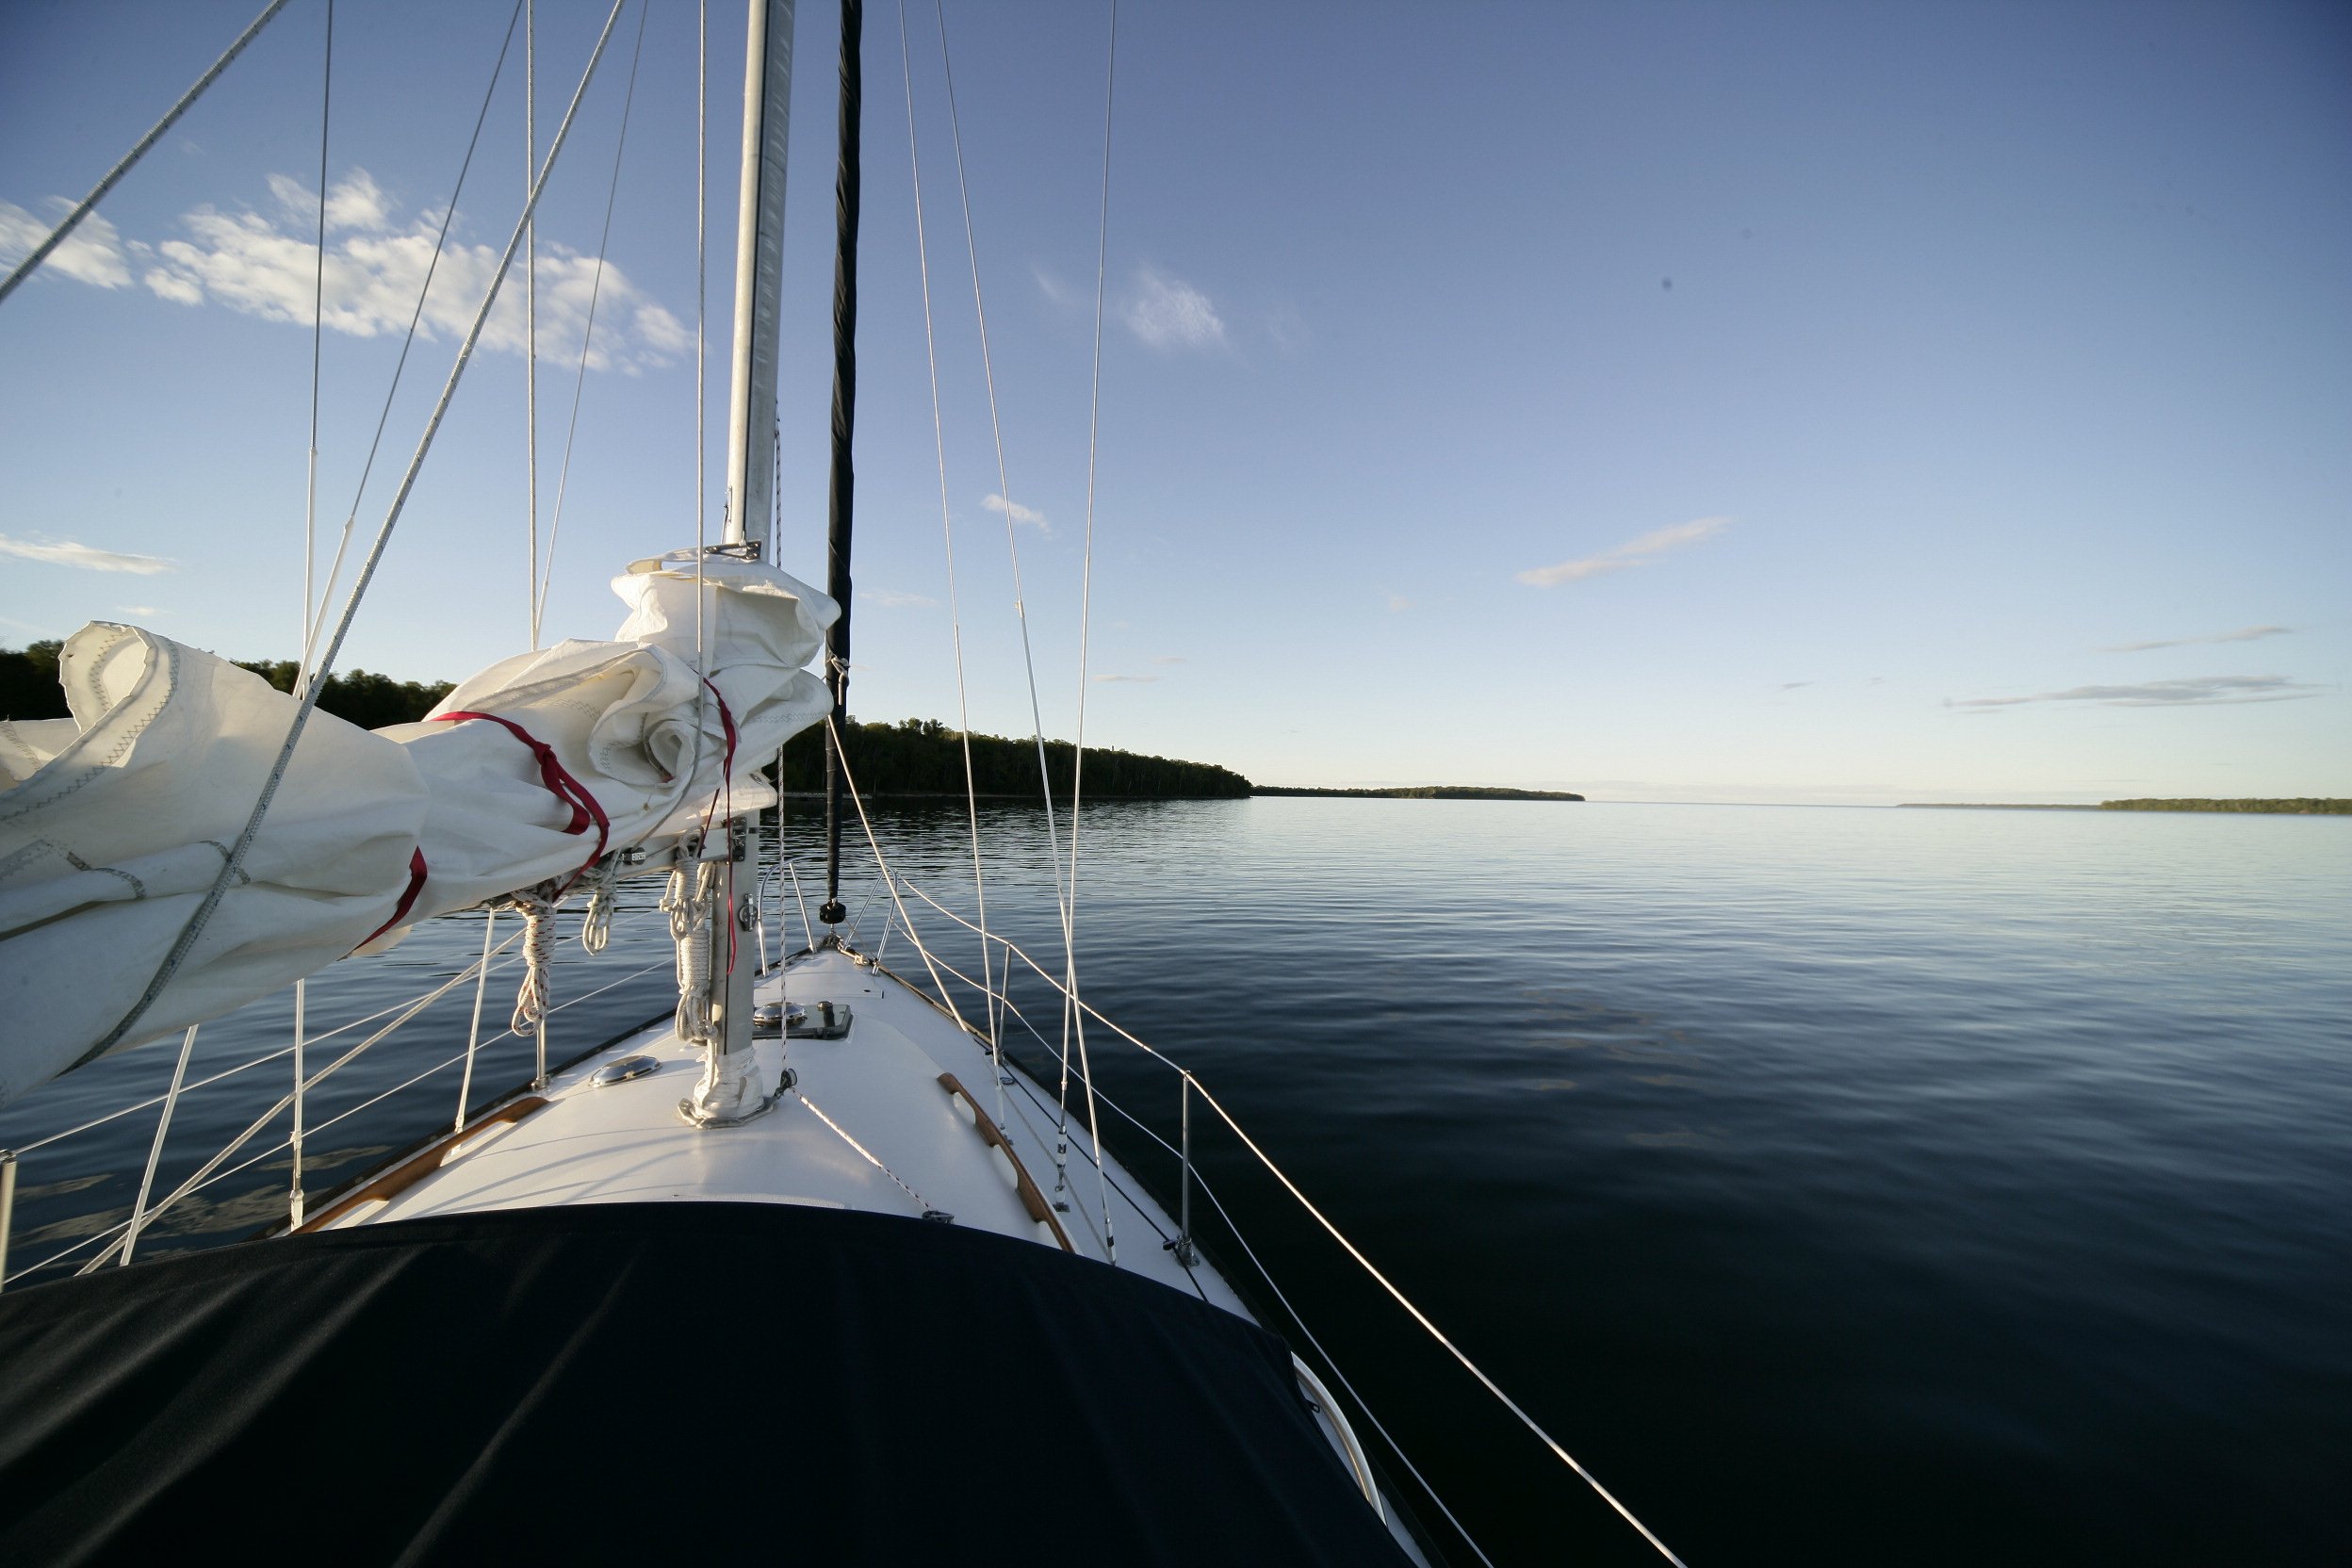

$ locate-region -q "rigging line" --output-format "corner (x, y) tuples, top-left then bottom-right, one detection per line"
(929, 0), (1075, 939)
(930, 0), (1088, 1215)
(9, 939), (529, 1157)
(1190, 1074), (1688, 1566)
(533, 0), (652, 647)
(0, 0), (292, 307)
(877, 880), (1494, 1558)
(115, 1026), (200, 1268)
(1054, 0), (1121, 1264)
(894, 0), (1002, 1121)
(303, 0), (334, 660)
(686, 0), (709, 811)
(1180, 1162), (1499, 1568)
(81, 0), (630, 1074)
(302, 0), (528, 681)
(793, 1091), (933, 1212)
(85, 937), (545, 1267)
(820, 712), (977, 1041)
(527, 0), (538, 646)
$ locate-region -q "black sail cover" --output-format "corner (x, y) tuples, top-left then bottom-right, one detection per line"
(0, 1202), (1414, 1565)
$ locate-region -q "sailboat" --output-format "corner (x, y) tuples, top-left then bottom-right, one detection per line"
(0, 4), (1680, 1564)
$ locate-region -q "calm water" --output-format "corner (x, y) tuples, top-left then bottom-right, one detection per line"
(5, 799), (2347, 1564)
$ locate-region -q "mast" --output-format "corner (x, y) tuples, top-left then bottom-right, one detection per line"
(817, 0), (858, 928)
(725, 0), (794, 550)
(688, 0), (794, 1125)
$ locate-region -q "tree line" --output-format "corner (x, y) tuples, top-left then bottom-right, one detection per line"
(3, 645), (1252, 798)
(0, 642), (455, 731)
(776, 717), (1253, 798)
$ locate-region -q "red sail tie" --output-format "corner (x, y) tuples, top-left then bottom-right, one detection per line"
(358, 847), (430, 949)
(435, 710), (612, 894)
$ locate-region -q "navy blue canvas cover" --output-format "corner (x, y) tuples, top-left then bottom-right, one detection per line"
(0, 1202), (1413, 1565)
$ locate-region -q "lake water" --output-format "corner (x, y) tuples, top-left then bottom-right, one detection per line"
(4, 799), (2347, 1564)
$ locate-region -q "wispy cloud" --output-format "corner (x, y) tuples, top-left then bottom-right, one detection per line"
(1093, 673), (1159, 684)
(1152, 655), (1187, 665)
(865, 589), (938, 609)
(1777, 680), (1812, 690)
(2099, 625), (2292, 653)
(0, 535), (178, 575)
(1949, 675), (2322, 710)
(1122, 267), (1225, 351)
(982, 493), (1049, 533)
(1518, 514), (1731, 587)
(116, 605), (161, 617)
(1032, 262), (1076, 310)
(3, 170), (686, 370)
(0, 201), (132, 287)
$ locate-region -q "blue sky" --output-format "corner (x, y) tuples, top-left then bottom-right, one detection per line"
(2, 0), (2345, 801)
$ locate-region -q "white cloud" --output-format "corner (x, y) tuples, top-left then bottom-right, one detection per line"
(0, 535), (178, 574)
(1122, 267), (1225, 350)
(866, 589), (939, 609)
(116, 605), (160, 616)
(982, 493), (1049, 532)
(1949, 675), (2321, 710)
(1518, 514), (1731, 587)
(2099, 625), (2292, 653)
(8, 171), (683, 371)
(1032, 262), (1076, 309)
(0, 200), (132, 288)
(1152, 655), (1187, 665)
(1093, 673), (1158, 683)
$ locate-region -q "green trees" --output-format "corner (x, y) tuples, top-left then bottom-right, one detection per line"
(5, 645), (1250, 795)
(776, 716), (1252, 798)
(0, 643), (453, 729)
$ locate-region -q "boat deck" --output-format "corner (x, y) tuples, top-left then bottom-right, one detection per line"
(321, 945), (1248, 1316)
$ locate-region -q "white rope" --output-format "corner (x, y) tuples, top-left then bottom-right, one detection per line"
(793, 1091), (932, 1213)
(290, 978), (306, 1227)
(499, 890), (558, 1035)
(821, 712), (978, 1044)
(663, 861), (721, 1049)
(1190, 1075), (1687, 1564)
(525, 0), (540, 648)
(579, 855), (620, 954)
(894, 0), (1005, 1128)
(0, 0), (292, 306)
(14, 939), (527, 1156)
(880, 869), (1679, 1560)
(455, 906), (498, 1129)
(1046, 0), (1121, 1265)
(533, 0), (653, 645)
(116, 1026), (200, 1267)
(929, 1), (1076, 944)
(302, 0), (334, 665)
(80, 0), (628, 1073)
(302, 0), (526, 682)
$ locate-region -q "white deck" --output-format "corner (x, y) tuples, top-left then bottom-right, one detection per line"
(331, 945), (1249, 1317)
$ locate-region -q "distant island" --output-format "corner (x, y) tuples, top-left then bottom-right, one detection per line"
(1253, 785), (1585, 801)
(1903, 798), (2348, 815)
(777, 718), (1252, 798)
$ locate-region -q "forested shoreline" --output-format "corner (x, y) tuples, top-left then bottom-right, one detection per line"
(0, 640), (455, 730)
(774, 718), (1252, 798)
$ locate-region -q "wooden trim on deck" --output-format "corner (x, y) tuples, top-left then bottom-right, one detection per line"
(294, 1097), (551, 1233)
(937, 1072), (1074, 1252)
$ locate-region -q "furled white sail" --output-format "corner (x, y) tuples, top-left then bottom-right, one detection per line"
(0, 550), (835, 1109)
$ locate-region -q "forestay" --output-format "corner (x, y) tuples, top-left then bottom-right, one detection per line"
(0, 550), (834, 1108)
